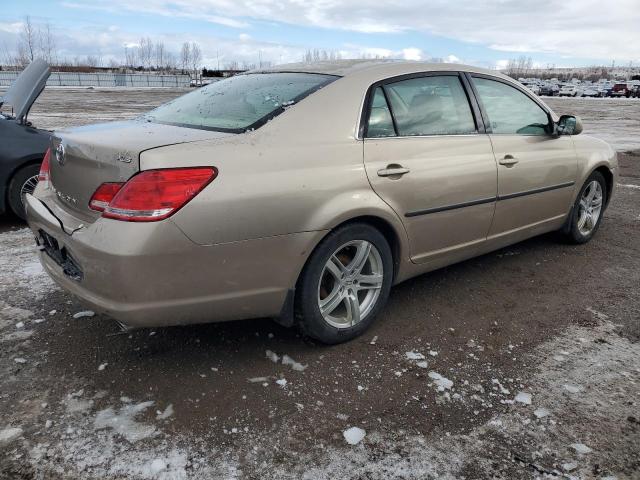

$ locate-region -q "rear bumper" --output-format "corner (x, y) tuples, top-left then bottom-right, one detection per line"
(25, 192), (324, 328)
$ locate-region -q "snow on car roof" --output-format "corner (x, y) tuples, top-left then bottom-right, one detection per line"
(253, 59), (510, 80)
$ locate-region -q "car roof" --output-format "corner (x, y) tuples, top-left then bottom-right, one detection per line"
(255, 59), (513, 82)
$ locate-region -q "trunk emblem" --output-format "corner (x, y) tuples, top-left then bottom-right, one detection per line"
(55, 143), (65, 166)
(116, 152), (133, 164)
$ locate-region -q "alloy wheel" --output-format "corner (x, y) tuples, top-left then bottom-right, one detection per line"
(577, 180), (603, 236)
(317, 240), (384, 329)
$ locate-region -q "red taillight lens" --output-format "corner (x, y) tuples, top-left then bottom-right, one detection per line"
(89, 182), (124, 212)
(38, 148), (51, 185)
(102, 167), (217, 222)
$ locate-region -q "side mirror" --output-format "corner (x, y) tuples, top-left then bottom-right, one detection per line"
(555, 115), (583, 136)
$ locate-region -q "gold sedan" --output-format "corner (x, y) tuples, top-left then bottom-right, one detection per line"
(25, 61), (617, 344)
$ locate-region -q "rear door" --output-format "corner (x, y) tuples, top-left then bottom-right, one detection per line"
(362, 73), (497, 264)
(468, 74), (577, 239)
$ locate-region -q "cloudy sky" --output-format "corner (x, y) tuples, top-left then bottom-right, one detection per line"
(1, 0), (639, 69)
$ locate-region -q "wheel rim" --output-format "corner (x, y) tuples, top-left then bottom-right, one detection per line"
(577, 180), (603, 236)
(317, 240), (384, 329)
(20, 174), (39, 205)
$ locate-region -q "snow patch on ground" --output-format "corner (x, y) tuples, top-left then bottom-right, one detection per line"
(343, 427), (366, 445)
(0, 229), (56, 298)
(94, 400), (157, 443)
(264, 320), (640, 479)
(514, 391), (532, 405)
(428, 372), (453, 391)
(5, 305), (636, 479)
(0, 427), (22, 444)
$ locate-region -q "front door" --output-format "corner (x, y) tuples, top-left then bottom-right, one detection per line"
(362, 74), (498, 264)
(469, 75), (578, 238)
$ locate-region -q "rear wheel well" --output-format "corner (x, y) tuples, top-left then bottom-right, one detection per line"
(327, 216), (401, 282)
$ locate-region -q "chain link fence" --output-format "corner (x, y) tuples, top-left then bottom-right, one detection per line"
(0, 71), (191, 87)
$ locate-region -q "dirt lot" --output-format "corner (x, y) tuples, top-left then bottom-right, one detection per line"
(0, 89), (639, 479)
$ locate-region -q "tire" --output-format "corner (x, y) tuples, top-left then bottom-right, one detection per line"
(295, 223), (393, 344)
(562, 171), (607, 244)
(8, 164), (41, 220)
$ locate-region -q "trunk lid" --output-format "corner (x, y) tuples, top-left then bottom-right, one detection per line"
(49, 120), (233, 222)
(0, 58), (50, 124)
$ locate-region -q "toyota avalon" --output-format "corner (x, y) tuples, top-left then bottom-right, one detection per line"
(25, 61), (617, 344)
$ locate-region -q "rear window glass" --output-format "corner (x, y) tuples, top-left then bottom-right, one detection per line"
(143, 72), (337, 133)
(367, 87), (396, 137)
(380, 76), (476, 136)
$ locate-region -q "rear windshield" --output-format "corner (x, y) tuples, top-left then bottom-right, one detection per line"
(142, 72), (337, 133)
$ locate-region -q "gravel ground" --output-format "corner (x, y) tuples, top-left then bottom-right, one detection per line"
(0, 89), (639, 479)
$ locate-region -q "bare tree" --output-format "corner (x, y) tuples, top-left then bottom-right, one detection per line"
(155, 41), (165, 70)
(85, 55), (101, 68)
(38, 22), (57, 65)
(225, 60), (239, 71)
(190, 42), (202, 78)
(164, 51), (177, 71)
(180, 42), (191, 73)
(124, 45), (137, 69)
(20, 16), (38, 62)
(139, 37), (153, 70)
(1, 41), (19, 68)
(303, 48), (341, 63)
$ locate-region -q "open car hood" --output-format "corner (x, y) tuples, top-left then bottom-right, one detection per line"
(0, 58), (50, 124)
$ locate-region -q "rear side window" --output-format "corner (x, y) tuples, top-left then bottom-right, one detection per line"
(472, 77), (550, 135)
(366, 87), (396, 138)
(143, 72), (337, 133)
(370, 75), (476, 137)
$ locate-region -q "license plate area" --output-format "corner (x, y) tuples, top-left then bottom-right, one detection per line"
(37, 229), (84, 281)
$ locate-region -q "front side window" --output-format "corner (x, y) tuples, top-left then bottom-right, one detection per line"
(472, 77), (550, 135)
(376, 75), (476, 137)
(143, 72), (337, 132)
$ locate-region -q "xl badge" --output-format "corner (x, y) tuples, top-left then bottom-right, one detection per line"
(55, 143), (65, 166)
(115, 152), (133, 164)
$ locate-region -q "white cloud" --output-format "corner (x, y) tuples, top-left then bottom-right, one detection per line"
(5, 1), (639, 69)
(82, 0), (640, 62)
(0, 21), (24, 34)
(402, 48), (423, 61)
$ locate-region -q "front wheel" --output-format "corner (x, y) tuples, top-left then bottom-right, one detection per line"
(562, 172), (607, 244)
(295, 223), (393, 344)
(8, 164), (41, 220)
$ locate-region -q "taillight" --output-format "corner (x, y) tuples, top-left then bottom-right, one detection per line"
(101, 167), (217, 222)
(89, 182), (124, 212)
(38, 148), (51, 187)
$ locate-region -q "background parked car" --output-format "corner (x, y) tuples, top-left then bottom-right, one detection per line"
(558, 84), (582, 97)
(610, 83), (632, 97)
(529, 84), (541, 95)
(539, 84), (557, 96)
(0, 59), (51, 219)
(581, 87), (600, 97)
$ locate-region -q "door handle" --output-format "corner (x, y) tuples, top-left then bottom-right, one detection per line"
(377, 165), (410, 177)
(499, 155), (519, 167)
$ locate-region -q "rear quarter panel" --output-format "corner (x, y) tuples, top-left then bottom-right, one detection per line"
(140, 75), (409, 251)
